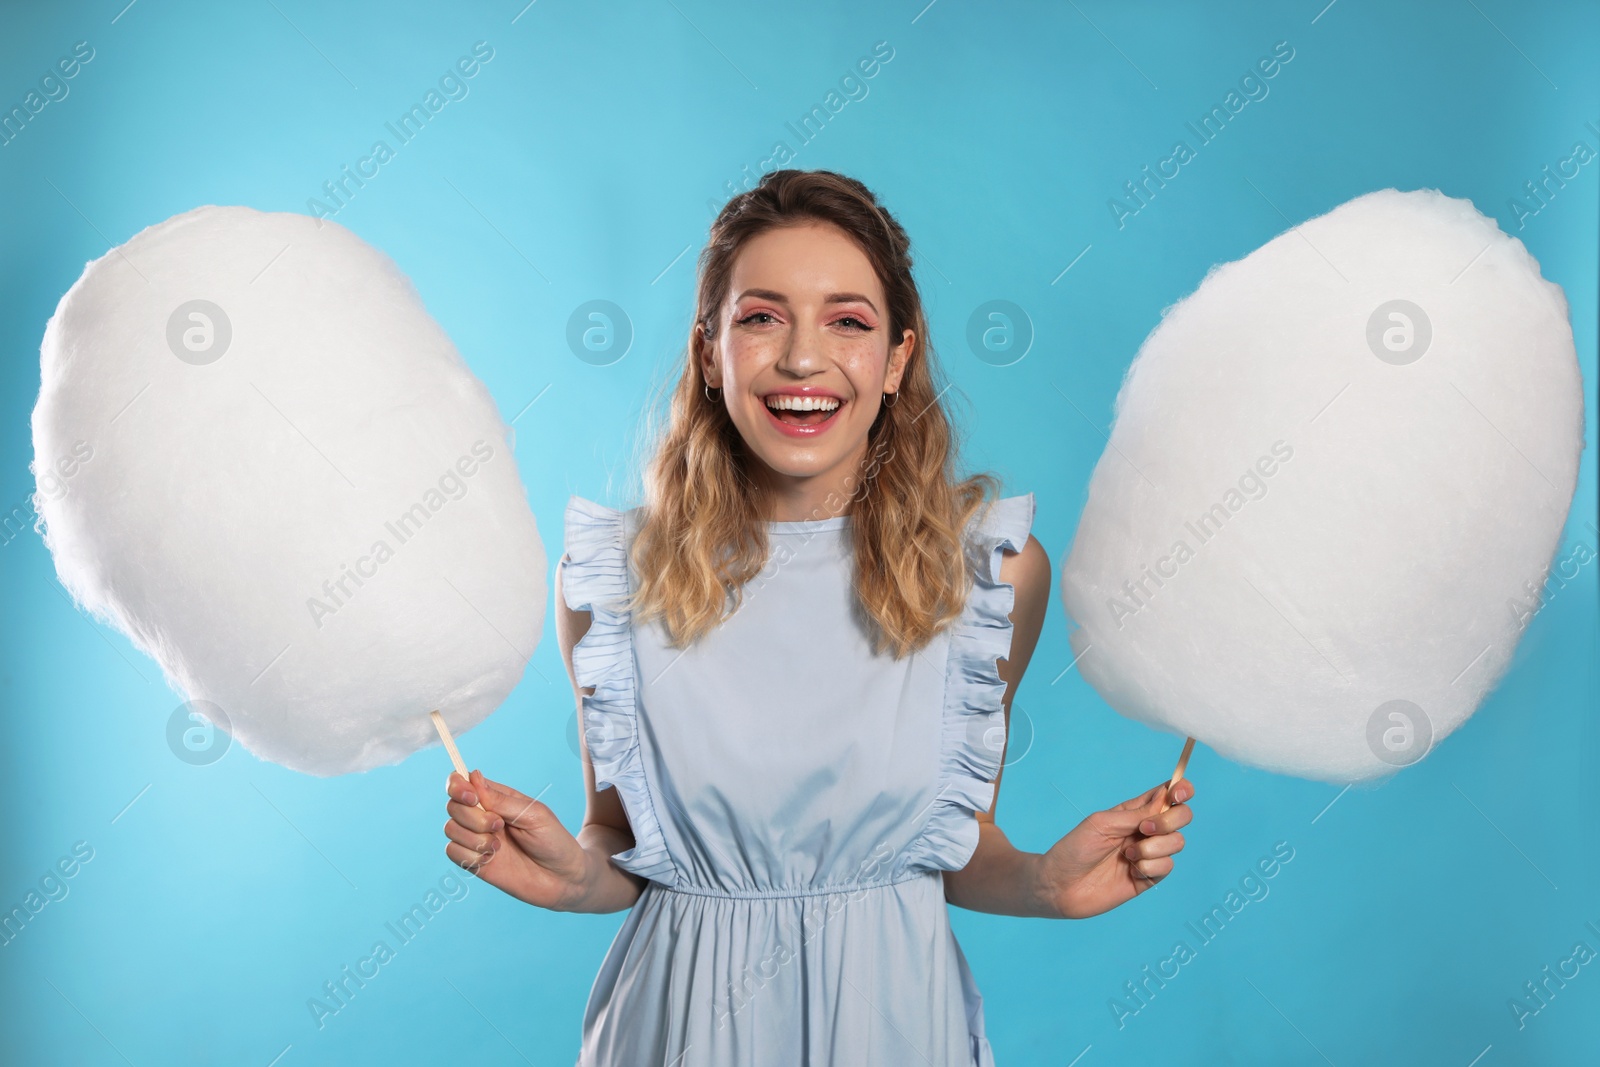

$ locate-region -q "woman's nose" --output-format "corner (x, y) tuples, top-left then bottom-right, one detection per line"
(775, 319), (825, 373)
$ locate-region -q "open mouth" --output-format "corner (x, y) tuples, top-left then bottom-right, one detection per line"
(763, 394), (844, 428)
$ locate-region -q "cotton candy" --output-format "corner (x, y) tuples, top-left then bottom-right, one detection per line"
(31, 206), (545, 776)
(1060, 188), (1584, 783)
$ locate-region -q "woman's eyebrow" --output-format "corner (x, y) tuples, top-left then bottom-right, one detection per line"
(735, 288), (879, 314)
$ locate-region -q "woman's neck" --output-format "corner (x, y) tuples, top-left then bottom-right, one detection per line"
(747, 446), (878, 523)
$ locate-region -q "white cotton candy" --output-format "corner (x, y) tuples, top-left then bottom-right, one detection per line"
(1060, 188), (1584, 783)
(31, 206), (546, 776)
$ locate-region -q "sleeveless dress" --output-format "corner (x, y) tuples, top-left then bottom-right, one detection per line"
(561, 490), (1036, 1067)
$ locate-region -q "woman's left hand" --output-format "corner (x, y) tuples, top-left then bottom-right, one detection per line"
(1038, 778), (1195, 919)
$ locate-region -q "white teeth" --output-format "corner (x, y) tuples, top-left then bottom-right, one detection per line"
(764, 394), (841, 412)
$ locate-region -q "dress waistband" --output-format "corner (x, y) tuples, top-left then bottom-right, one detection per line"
(653, 869), (935, 901)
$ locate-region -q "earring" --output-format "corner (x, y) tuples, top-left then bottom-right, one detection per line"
(883, 390), (899, 407)
(704, 381), (721, 403)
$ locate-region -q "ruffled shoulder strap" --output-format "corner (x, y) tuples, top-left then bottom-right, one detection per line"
(899, 491), (1037, 876)
(560, 495), (677, 885)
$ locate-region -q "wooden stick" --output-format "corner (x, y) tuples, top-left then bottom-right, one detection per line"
(430, 710), (488, 813)
(1159, 736), (1196, 814)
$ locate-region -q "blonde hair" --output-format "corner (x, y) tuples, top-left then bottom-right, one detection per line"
(627, 169), (1000, 658)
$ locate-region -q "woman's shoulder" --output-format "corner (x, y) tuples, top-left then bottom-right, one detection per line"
(965, 491), (1048, 604)
(559, 495), (646, 617)
(964, 491), (1037, 563)
(563, 493), (645, 527)
(905, 490), (1042, 873)
(562, 495), (647, 549)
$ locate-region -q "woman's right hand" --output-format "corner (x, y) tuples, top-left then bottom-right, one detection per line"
(445, 769), (592, 911)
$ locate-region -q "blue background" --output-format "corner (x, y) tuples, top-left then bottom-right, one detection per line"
(2, 1), (1596, 1064)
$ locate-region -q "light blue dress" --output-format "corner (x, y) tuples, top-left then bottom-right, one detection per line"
(561, 490), (1036, 1066)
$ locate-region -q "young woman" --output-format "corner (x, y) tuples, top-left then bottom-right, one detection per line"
(444, 169), (1196, 1065)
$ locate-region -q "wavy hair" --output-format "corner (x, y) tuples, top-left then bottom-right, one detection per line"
(626, 169), (1000, 658)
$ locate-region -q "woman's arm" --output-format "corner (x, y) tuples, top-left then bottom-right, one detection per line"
(555, 557), (650, 913)
(443, 559), (648, 913)
(941, 534), (1196, 919)
(941, 533), (1060, 917)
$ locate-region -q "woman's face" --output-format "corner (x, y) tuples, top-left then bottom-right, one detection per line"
(699, 221), (912, 518)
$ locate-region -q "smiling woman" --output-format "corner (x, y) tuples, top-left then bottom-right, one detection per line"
(632, 172), (996, 658)
(441, 169), (1196, 1067)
